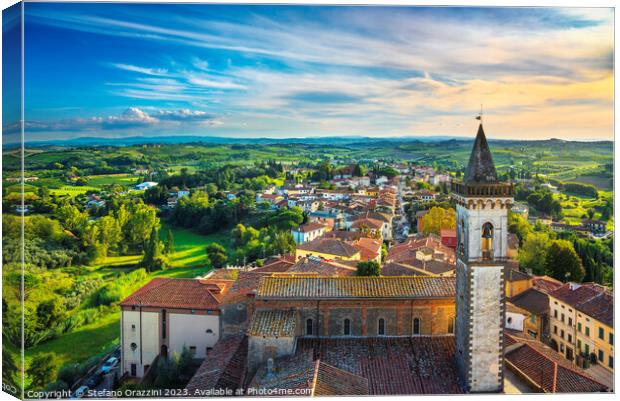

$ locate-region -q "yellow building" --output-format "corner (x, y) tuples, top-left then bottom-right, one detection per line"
(548, 283), (613, 373)
(505, 267), (532, 298)
(295, 237), (361, 261)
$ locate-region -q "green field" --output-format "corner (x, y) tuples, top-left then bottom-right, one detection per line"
(159, 222), (230, 268)
(86, 173), (138, 187)
(49, 185), (99, 195)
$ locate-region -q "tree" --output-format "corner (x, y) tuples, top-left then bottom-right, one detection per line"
(141, 228), (167, 272)
(356, 261), (381, 276)
(518, 232), (551, 275)
(421, 207), (456, 235)
(164, 229), (175, 255)
(545, 240), (585, 283)
(36, 297), (67, 329)
(206, 243), (228, 268)
(125, 202), (160, 250)
(28, 353), (58, 389)
(57, 204), (88, 234)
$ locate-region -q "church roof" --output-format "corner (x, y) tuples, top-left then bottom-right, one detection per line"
(464, 124), (498, 183)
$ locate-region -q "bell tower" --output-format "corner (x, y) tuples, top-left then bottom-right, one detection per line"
(452, 122), (513, 392)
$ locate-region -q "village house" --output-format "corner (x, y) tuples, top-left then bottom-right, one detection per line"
(548, 283), (614, 373)
(291, 222), (327, 244)
(120, 277), (234, 378)
(295, 237), (361, 261)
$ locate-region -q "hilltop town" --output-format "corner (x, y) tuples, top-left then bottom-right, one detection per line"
(2, 125), (614, 397)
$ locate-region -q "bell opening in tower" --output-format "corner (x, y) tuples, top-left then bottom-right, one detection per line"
(481, 222), (494, 260)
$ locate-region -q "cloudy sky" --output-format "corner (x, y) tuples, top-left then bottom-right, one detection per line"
(3, 4), (614, 142)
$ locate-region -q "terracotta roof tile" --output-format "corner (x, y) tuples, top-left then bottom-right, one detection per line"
(248, 309), (297, 337)
(509, 288), (549, 316)
(257, 276), (456, 299)
(505, 333), (608, 393)
(186, 335), (248, 393)
(297, 237), (360, 258)
(120, 278), (231, 309)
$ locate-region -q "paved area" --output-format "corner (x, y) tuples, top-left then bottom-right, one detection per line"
(586, 364), (614, 391)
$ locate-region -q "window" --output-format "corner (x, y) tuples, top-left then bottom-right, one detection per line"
(131, 324), (136, 332)
(568, 317), (572, 326)
(599, 327), (604, 340)
(561, 329), (564, 339)
(554, 310), (558, 319)
(560, 343), (564, 352)
(599, 350), (604, 362)
(378, 318), (386, 336)
(585, 344), (590, 355)
(577, 340), (581, 350)
(448, 317), (455, 334)
(189, 346), (196, 356)
(130, 364), (137, 376)
(585, 327), (590, 337)
(561, 313), (565, 323)
(130, 342), (137, 351)
(507, 317), (513, 324)
(554, 326), (558, 335)
(530, 315), (537, 324)
(481, 223), (494, 259)
(568, 334), (572, 343)
(609, 332), (614, 345)
(413, 318), (421, 335)
(609, 356), (613, 369)
(206, 329), (214, 334)
(162, 309), (167, 339)
(343, 319), (351, 336)
(577, 322), (582, 332)
(306, 319), (313, 336)
(206, 347), (213, 355)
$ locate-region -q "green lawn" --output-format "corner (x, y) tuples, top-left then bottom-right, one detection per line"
(49, 185), (98, 195)
(160, 222), (230, 268)
(86, 173), (138, 187)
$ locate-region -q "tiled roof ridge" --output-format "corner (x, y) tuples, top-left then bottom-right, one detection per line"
(120, 277), (170, 305)
(505, 333), (604, 386)
(266, 274), (450, 280)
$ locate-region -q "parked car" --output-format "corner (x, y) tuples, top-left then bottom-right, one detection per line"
(100, 357), (119, 374)
(85, 374), (102, 388)
(70, 386), (89, 399)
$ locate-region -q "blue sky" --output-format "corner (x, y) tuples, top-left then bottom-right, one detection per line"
(2, 4), (614, 142)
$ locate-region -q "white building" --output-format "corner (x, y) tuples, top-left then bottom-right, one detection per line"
(120, 278), (232, 378)
(135, 181), (158, 191)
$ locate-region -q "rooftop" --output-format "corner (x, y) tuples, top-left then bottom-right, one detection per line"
(257, 276), (456, 300)
(509, 288), (550, 316)
(119, 278), (232, 309)
(295, 337), (464, 395)
(185, 335), (248, 394)
(505, 333), (608, 393)
(548, 283), (613, 326)
(248, 309), (297, 337)
(296, 237), (360, 258)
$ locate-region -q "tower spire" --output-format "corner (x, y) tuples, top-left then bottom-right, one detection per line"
(464, 122), (497, 183)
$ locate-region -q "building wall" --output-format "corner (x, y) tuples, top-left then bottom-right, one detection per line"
(505, 278), (532, 298)
(505, 312), (525, 332)
(549, 296), (578, 363)
(253, 299), (455, 338)
(575, 310), (614, 373)
(247, 336), (296, 375)
(168, 313), (220, 359)
(121, 309), (159, 378)
(456, 203), (509, 261)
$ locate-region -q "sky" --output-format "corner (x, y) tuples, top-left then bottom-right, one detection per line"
(2, 4), (615, 142)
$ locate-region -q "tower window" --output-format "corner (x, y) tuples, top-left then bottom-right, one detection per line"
(306, 318), (313, 336)
(378, 318), (386, 336)
(343, 319), (351, 336)
(413, 318), (421, 335)
(481, 223), (494, 259)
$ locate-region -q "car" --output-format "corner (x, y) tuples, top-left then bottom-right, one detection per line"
(70, 386), (89, 399)
(100, 357), (119, 374)
(85, 374), (102, 388)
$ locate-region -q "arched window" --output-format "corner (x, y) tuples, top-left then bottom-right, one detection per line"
(306, 319), (313, 336)
(413, 318), (421, 335)
(448, 316), (455, 334)
(481, 222), (494, 260)
(378, 318), (386, 336)
(343, 319), (351, 336)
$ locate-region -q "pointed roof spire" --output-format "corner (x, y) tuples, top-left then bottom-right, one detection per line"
(464, 123), (498, 183)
